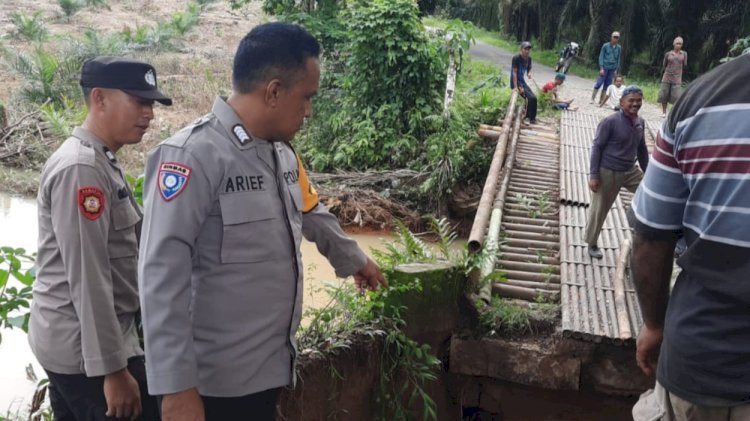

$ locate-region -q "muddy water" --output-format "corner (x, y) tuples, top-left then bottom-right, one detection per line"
(0, 192), (394, 414)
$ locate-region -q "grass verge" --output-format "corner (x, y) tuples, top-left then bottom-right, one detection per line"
(479, 296), (560, 336)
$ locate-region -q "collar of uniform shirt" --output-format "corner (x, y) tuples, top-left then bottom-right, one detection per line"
(72, 127), (120, 163)
(212, 96), (264, 150)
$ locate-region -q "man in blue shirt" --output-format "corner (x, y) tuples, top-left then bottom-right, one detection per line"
(510, 41), (537, 124)
(591, 31), (622, 104)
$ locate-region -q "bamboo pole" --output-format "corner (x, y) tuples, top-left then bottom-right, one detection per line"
(613, 238), (633, 340)
(479, 123), (504, 131)
(468, 91), (518, 252)
(492, 283), (560, 302)
(478, 128), (502, 139)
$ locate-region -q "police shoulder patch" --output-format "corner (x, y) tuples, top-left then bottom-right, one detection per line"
(158, 162), (192, 201)
(78, 186), (105, 220)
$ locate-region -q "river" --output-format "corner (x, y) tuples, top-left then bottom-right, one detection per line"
(0, 192), (393, 415)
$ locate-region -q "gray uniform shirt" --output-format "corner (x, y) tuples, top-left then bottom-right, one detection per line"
(138, 97), (367, 397)
(29, 127), (143, 377)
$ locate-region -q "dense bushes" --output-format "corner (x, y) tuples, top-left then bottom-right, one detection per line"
(273, 0), (507, 207)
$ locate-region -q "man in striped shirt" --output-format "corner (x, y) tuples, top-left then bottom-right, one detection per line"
(631, 53), (750, 420)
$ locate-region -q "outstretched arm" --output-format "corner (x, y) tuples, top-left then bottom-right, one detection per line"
(631, 230), (676, 376)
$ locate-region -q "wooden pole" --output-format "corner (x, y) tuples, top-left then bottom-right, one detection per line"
(492, 283), (560, 302)
(613, 238), (632, 340)
(468, 91), (518, 252)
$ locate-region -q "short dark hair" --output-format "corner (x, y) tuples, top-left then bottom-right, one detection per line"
(232, 22), (321, 93)
(82, 86), (93, 105)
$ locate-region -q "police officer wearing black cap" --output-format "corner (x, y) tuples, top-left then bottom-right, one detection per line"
(29, 56), (171, 421)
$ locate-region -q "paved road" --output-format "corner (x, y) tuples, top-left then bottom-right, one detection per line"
(469, 40), (665, 126)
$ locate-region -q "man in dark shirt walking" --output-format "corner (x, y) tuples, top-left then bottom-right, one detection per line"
(510, 41), (537, 124)
(585, 85), (649, 259)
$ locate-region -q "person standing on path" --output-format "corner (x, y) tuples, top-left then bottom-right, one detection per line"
(510, 41), (537, 124)
(138, 23), (387, 421)
(631, 53), (750, 421)
(591, 32), (622, 104)
(585, 85), (649, 259)
(29, 57), (172, 420)
(658, 36), (687, 118)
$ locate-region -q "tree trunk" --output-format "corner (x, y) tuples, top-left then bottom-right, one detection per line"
(501, 0), (513, 36)
(618, 0), (635, 73)
(585, 0), (601, 63)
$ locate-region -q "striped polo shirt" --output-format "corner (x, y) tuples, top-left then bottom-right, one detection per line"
(632, 54), (750, 407)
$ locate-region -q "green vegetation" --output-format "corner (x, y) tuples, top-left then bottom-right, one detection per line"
(0, 247), (35, 345)
(0, 2), (208, 174)
(258, 0), (511, 210)
(513, 191), (552, 219)
(10, 11), (48, 42)
(298, 218), (468, 420)
(423, 16), (516, 55)
(722, 36), (750, 62)
(479, 296), (559, 336)
(57, 0), (82, 18)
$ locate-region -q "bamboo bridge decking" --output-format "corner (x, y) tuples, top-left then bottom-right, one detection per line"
(470, 95), (650, 345)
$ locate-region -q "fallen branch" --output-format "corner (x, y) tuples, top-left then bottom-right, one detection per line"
(0, 100), (48, 145)
(309, 169), (427, 189)
(317, 185), (421, 231)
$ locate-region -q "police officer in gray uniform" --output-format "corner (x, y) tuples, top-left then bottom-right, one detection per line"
(29, 57), (171, 421)
(138, 23), (387, 421)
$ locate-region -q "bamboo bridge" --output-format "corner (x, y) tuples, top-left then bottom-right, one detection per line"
(469, 92), (655, 345)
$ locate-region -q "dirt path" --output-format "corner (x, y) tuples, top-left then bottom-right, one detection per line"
(470, 40), (665, 126)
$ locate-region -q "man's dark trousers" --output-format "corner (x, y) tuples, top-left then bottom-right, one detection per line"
(45, 356), (160, 421)
(520, 80), (537, 121)
(201, 388), (281, 421)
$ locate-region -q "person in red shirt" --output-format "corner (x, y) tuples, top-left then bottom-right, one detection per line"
(542, 73), (578, 111)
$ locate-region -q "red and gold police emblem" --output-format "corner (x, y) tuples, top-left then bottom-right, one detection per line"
(78, 186), (105, 220)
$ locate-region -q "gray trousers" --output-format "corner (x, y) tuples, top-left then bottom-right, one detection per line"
(585, 166), (643, 246)
(633, 382), (750, 421)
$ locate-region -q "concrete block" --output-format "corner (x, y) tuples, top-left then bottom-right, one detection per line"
(450, 337), (581, 391)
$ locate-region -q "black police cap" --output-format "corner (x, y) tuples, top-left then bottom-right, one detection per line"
(80, 56), (172, 106)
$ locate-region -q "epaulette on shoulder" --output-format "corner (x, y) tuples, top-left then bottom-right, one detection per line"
(73, 137), (97, 167)
(162, 114), (212, 148)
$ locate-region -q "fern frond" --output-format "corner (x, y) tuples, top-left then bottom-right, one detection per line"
(429, 217), (457, 260)
(394, 220), (431, 263)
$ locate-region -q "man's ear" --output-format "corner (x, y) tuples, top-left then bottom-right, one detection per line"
(264, 79), (283, 108)
(89, 87), (107, 111)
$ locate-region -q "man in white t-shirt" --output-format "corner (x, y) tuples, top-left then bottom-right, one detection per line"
(600, 75), (625, 110)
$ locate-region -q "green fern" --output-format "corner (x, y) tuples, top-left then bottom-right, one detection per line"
(11, 11), (48, 42)
(430, 217), (457, 260)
